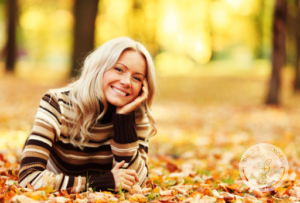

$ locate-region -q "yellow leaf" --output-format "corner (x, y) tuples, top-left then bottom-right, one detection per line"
(128, 194), (148, 203)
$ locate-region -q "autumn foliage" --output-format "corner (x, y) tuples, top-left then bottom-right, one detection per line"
(0, 74), (300, 202)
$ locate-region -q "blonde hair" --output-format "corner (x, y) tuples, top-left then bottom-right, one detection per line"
(50, 37), (157, 149)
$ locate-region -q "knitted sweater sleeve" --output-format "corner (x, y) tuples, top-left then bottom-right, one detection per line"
(111, 110), (151, 187)
(18, 93), (115, 193)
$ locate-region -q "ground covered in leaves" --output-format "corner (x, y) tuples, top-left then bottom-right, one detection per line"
(1, 70), (300, 202)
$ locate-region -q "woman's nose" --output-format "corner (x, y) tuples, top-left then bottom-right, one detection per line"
(120, 75), (131, 87)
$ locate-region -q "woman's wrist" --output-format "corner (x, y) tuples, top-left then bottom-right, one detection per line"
(88, 171), (115, 192)
(115, 109), (135, 115)
(115, 108), (127, 114)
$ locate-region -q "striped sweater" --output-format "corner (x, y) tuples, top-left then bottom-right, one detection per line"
(19, 92), (152, 193)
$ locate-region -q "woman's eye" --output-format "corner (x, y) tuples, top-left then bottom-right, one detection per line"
(134, 77), (141, 82)
(114, 67), (123, 72)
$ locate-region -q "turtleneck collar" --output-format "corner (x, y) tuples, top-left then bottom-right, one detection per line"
(98, 101), (117, 124)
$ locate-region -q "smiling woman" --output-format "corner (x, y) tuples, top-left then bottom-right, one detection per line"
(102, 50), (147, 108)
(18, 37), (157, 193)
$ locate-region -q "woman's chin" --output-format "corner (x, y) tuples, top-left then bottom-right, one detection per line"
(107, 99), (128, 107)
(106, 95), (136, 107)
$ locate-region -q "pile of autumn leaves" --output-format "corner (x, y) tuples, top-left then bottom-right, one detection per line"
(1, 153), (300, 203)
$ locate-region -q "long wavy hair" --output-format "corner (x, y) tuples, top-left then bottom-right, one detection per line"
(50, 37), (157, 149)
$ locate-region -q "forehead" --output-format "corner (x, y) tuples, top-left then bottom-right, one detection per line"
(117, 50), (147, 75)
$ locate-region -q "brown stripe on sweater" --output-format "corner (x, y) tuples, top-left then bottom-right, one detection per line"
(128, 152), (143, 173)
(19, 163), (45, 177)
(58, 98), (71, 108)
(58, 136), (112, 149)
(88, 133), (114, 142)
(34, 119), (56, 132)
(46, 157), (61, 173)
(111, 148), (136, 157)
(138, 148), (147, 161)
(110, 139), (138, 150)
(54, 144), (113, 156)
(37, 107), (61, 126)
(135, 125), (149, 131)
(41, 101), (62, 122)
(52, 145), (113, 165)
(136, 130), (149, 139)
(33, 120), (57, 141)
(40, 104), (61, 123)
(25, 145), (50, 156)
(138, 149), (148, 163)
(89, 125), (114, 134)
(58, 98), (71, 106)
(42, 94), (61, 114)
(22, 150), (49, 161)
(60, 91), (70, 96)
(48, 156), (71, 176)
(30, 130), (55, 144)
(19, 170), (40, 182)
(49, 152), (112, 176)
(110, 149), (135, 157)
(19, 163), (46, 175)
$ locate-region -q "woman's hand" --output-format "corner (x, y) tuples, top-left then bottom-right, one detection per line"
(116, 78), (148, 114)
(111, 160), (140, 192)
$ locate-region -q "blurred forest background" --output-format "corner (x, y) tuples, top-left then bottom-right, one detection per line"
(0, 0), (299, 160)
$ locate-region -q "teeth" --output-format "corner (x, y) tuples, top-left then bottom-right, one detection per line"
(113, 87), (126, 96)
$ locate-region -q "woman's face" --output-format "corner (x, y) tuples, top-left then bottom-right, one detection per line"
(102, 50), (147, 107)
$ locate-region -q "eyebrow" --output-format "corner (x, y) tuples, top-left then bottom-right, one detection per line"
(116, 63), (145, 77)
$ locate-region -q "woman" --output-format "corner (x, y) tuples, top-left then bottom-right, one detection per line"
(18, 37), (157, 193)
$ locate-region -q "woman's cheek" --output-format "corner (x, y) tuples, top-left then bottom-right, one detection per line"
(130, 86), (142, 101)
(136, 85), (143, 97)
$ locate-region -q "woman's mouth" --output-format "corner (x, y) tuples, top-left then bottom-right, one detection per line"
(111, 86), (129, 97)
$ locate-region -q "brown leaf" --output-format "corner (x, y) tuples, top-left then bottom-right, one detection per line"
(166, 162), (178, 173)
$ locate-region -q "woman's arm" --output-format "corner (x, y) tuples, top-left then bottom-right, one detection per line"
(110, 111), (150, 188)
(19, 93), (115, 193)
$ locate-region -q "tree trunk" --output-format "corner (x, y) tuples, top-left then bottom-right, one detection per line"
(265, 0), (287, 105)
(294, 0), (300, 91)
(4, 0), (18, 72)
(255, 0), (264, 59)
(71, 0), (99, 77)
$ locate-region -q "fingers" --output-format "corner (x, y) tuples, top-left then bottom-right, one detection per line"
(121, 177), (134, 187)
(116, 175), (135, 192)
(123, 169), (140, 183)
(116, 179), (132, 192)
(112, 166), (140, 193)
(113, 160), (125, 170)
(122, 173), (136, 185)
(143, 78), (148, 97)
(143, 78), (148, 87)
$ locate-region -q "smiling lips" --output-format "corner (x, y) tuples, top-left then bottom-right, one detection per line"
(111, 86), (129, 97)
